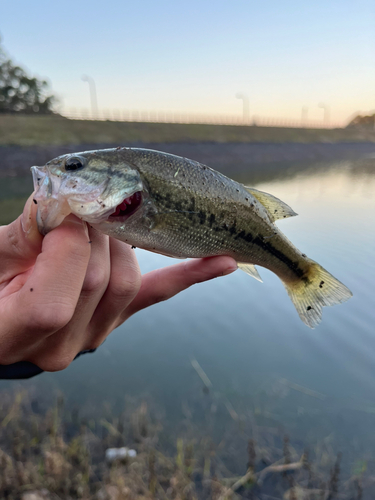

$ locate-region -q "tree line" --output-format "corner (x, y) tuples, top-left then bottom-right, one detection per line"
(0, 37), (55, 114)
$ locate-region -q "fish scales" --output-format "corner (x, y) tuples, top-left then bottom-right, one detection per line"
(119, 149), (307, 282)
(31, 147), (352, 328)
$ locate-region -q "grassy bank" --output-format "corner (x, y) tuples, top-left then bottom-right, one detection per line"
(0, 388), (368, 500)
(1, 114), (375, 146)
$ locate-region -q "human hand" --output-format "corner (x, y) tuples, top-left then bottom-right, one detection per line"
(0, 194), (237, 372)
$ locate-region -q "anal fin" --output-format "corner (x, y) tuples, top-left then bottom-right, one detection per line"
(238, 263), (262, 282)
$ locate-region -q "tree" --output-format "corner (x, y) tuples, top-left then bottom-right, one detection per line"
(0, 38), (56, 114)
(346, 113), (375, 129)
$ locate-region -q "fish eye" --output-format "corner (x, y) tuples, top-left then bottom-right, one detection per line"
(65, 156), (85, 171)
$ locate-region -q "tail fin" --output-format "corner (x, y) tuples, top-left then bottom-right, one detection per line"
(283, 260), (352, 328)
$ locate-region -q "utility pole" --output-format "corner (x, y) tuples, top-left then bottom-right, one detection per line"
(81, 75), (98, 118)
(318, 103), (330, 127)
(236, 93), (250, 124)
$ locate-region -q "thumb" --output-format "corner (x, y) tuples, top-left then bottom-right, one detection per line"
(0, 193), (43, 281)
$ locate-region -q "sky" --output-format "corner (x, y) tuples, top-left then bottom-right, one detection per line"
(1, 0), (374, 125)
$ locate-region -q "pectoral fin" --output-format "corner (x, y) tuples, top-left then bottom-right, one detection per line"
(238, 263), (262, 282)
(245, 187), (297, 222)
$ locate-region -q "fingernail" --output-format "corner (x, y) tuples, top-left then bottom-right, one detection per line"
(21, 194), (35, 234)
(222, 264), (238, 276)
(61, 214), (89, 238)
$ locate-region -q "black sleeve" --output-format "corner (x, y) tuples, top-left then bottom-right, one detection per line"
(0, 349), (97, 380)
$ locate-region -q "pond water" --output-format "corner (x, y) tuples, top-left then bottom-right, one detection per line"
(1, 155), (375, 476)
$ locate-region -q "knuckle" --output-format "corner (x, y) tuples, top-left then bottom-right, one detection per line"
(35, 352), (75, 372)
(110, 274), (142, 302)
(82, 267), (108, 294)
(26, 303), (74, 333)
(85, 338), (104, 351)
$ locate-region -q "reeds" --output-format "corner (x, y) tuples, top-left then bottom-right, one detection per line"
(0, 387), (370, 499)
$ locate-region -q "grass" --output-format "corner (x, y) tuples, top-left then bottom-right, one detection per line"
(0, 198), (27, 225)
(0, 388), (369, 500)
(0, 114), (375, 146)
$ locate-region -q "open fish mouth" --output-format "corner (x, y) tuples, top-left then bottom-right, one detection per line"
(108, 191), (143, 221)
(31, 162), (144, 233)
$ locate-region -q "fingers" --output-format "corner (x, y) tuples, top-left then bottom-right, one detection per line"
(0, 203), (237, 372)
(0, 215), (91, 365)
(21, 215), (91, 325)
(121, 255), (237, 322)
(0, 194), (43, 283)
(27, 227), (112, 371)
(87, 239), (141, 344)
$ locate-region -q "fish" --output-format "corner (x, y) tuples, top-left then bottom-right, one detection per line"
(31, 147), (352, 328)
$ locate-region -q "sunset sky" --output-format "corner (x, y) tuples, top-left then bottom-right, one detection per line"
(1, 0), (374, 125)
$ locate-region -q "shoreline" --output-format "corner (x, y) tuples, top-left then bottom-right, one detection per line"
(1, 141), (375, 179)
(1, 114), (375, 147)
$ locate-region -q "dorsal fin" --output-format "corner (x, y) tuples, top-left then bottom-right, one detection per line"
(245, 187), (297, 223)
(238, 263), (262, 282)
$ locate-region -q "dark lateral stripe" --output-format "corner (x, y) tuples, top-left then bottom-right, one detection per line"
(253, 236), (303, 277)
(233, 230), (303, 277)
(147, 189), (304, 278)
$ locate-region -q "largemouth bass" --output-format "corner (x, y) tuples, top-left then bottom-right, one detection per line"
(31, 147), (352, 328)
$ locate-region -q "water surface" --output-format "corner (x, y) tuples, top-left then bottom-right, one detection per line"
(1, 156), (375, 474)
